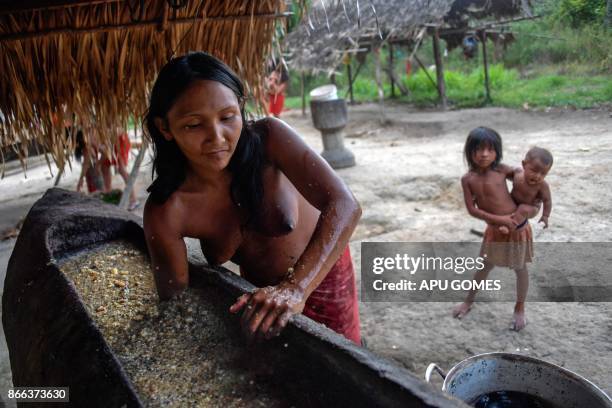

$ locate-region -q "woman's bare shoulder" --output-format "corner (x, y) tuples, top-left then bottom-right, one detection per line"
(251, 117), (309, 163)
(143, 192), (185, 234)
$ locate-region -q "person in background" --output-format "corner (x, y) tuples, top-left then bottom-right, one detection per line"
(99, 128), (140, 210)
(266, 63), (289, 118)
(75, 129), (104, 194)
(452, 127), (536, 331)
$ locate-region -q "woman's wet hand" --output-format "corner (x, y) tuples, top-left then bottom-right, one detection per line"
(229, 282), (306, 343)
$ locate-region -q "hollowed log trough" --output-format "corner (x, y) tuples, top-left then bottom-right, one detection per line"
(3, 189), (466, 407)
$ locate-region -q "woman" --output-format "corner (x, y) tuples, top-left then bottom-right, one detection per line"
(75, 128), (104, 194)
(143, 52), (362, 344)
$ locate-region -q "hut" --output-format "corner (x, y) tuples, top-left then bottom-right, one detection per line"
(284, 0), (534, 110)
(0, 0), (289, 178)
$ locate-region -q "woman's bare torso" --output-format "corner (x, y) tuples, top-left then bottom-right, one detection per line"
(178, 163), (320, 287)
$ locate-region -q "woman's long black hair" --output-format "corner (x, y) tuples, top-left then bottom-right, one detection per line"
(145, 52), (264, 224)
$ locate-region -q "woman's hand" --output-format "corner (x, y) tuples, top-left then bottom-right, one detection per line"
(229, 281), (306, 343)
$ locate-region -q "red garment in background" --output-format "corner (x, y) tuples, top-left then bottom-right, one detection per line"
(303, 246), (361, 345)
(268, 92), (285, 117)
(102, 132), (131, 166)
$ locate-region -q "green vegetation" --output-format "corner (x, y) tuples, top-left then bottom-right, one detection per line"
(286, 64), (612, 110)
(286, 0), (611, 111)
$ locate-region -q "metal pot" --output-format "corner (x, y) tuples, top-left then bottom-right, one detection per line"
(426, 353), (612, 408)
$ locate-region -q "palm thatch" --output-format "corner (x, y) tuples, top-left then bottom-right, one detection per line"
(0, 0), (287, 173)
(285, 0), (455, 75)
(284, 0), (532, 74)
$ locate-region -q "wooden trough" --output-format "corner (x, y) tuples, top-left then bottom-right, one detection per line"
(3, 189), (467, 407)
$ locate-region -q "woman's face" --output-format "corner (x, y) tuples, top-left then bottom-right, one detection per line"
(157, 79), (243, 173)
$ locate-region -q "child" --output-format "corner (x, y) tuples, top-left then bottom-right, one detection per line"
(498, 147), (553, 234)
(266, 65), (288, 118)
(452, 127), (534, 331)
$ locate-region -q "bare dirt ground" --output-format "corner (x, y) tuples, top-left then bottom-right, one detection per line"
(1, 104), (610, 401)
(283, 103), (612, 396)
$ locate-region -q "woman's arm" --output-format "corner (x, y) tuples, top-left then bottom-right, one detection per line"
(266, 118), (360, 296)
(230, 118), (361, 341)
(461, 174), (516, 229)
(143, 197), (189, 300)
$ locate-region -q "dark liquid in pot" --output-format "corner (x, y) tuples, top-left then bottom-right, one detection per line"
(472, 390), (556, 408)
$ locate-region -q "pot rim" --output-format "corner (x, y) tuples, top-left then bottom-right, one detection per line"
(442, 352), (611, 403)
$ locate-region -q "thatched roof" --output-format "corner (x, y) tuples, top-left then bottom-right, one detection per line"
(284, 0), (532, 74)
(0, 0), (286, 171)
(285, 0), (455, 74)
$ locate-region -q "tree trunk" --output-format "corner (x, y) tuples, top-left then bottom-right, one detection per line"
(118, 138), (147, 210)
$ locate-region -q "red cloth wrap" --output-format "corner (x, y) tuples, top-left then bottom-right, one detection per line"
(102, 132), (131, 166)
(303, 247), (361, 345)
(268, 92), (285, 117)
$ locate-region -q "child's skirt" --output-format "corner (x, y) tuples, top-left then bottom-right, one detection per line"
(480, 223), (533, 270)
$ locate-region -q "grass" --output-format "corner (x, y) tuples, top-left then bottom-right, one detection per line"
(285, 9), (612, 112)
(286, 63), (612, 111)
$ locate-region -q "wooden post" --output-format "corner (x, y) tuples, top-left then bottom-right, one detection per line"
(344, 59), (365, 100)
(432, 27), (448, 109)
(118, 138), (147, 210)
(347, 63), (354, 104)
(414, 54), (438, 90)
(373, 47), (386, 123)
(301, 72), (306, 116)
(54, 125), (75, 186)
(53, 165), (64, 186)
(388, 43), (395, 98)
(481, 29), (492, 103)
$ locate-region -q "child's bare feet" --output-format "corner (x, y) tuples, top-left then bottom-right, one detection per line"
(511, 311), (527, 331)
(452, 302), (473, 319)
(498, 225), (510, 234)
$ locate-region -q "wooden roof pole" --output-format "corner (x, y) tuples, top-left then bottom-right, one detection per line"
(389, 43), (395, 98)
(413, 54), (437, 90)
(431, 27), (448, 109)
(373, 47), (387, 124)
(344, 58), (365, 100)
(346, 63), (354, 104)
(480, 29), (492, 103)
(0, 12), (293, 42)
(0, 0), (122, 15)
